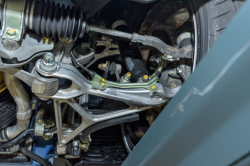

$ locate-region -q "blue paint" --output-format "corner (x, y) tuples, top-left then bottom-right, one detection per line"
(32, 137), (54, 166)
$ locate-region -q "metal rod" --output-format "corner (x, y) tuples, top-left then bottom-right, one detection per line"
(88, 25), (188, 59)
(192, 14), (198, 72)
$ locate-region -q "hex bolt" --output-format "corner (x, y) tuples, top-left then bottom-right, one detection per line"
(80, 143), (89, 152)
(121, 72), (131, 83)
(60, 37), (72, 44)
(43, 53), (55, 65)
(43, 36), (53, 44)
(151, 85), (156, 90)
(73, 141), (79, 151)
(7, 29), (16, 37)
(44, 136), (50, 141)
(142, 75), (149, 82)
(81, 144), (86, 149)
(40, 53), (57, 72)
(37, 120), (43, 125)
(45, 121), (53, 128)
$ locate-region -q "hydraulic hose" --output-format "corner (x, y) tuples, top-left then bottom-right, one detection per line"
(70, 44), (95, 77)
(0, 127), (56, 149)
(0, 128), (34, 149)
(44, 126), (56, 133)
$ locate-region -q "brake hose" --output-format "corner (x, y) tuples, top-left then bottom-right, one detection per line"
(0, 126), (57, 149)
(0, 128), (34, 149)
(70, 44), (95, 77)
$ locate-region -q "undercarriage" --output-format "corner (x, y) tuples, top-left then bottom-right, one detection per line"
(0, 0), (243, 165)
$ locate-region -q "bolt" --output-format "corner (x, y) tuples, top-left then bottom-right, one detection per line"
(41, 53), (57, 72)
(45, 120), (54, 128)
(7, 29), (16, 37)
(81, 144), (86, 149)
(60, 37), (72, 43)
(43, 53), (55, 65)
(45, 121), (53, 128)
(38, 120), (43, 125)
(101, 82), (105, 87)
(73, 141), (79, 151)
(151, 85), (156, 90)
(142, 75), (149, 82)
(102, 78), (105, 82)
(80, 144), (89, 152)
(43, 36), (52, 44)
(44, 136), (50, 141)
(121, 72), (132, 83)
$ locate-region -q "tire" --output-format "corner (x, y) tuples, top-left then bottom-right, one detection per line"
(123, 0), (245, 154)
(189, 0), (244, 64)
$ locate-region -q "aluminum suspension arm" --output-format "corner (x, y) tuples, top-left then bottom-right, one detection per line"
(1, 60), (180, 150)
(35, 60), (171, 106)
(33, 60), (180, 149)
(54, 98), (152, 147)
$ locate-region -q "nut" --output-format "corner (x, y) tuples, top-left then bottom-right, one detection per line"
(121, 72), (132, 83)
(45, 121), (54, 128)
(60, 37), (72, 43)
(40, 53), (57, 72)
(73, 141), (79, 151)
(43, 53), (55, 65)
(43, 36), (52, 44)
(7, 29), (16, 37)
(81, 143), (89, 152)
(142, 75), (149, 82)
(37, 120), (43, 125)
(32, 81), (45, 94)
(44, 136), (50, 141)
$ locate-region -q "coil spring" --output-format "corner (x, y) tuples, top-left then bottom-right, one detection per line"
(25, 0), (86, 40)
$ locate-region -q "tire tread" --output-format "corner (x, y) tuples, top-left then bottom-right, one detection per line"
(207, 0), (244, 49)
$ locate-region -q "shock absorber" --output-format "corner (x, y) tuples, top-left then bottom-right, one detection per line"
(25, 0), (87, 40)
